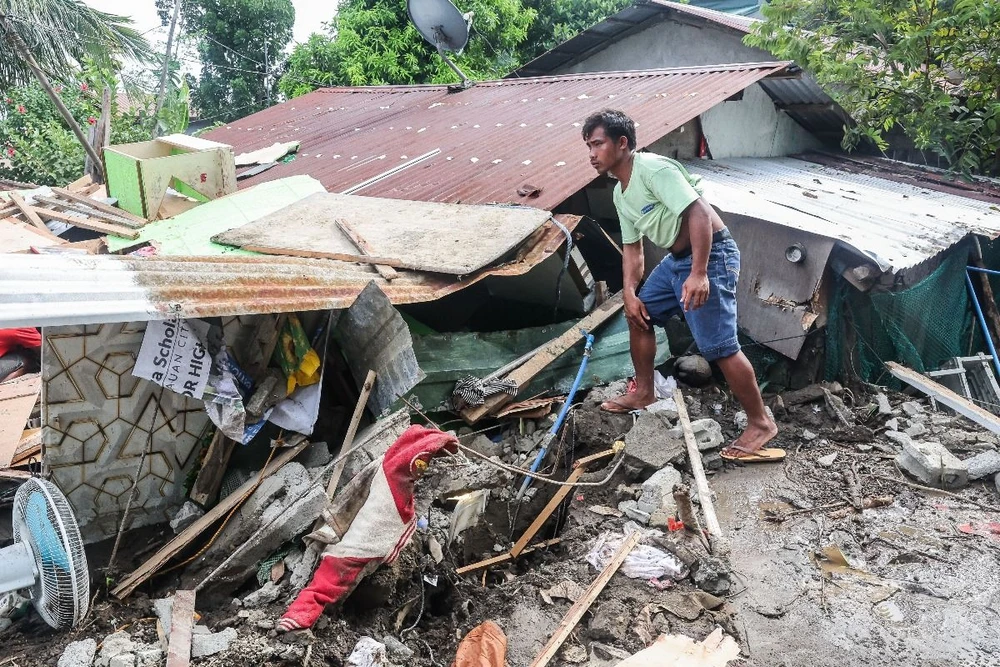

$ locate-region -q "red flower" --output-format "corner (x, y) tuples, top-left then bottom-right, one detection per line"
(87, 116), (97, 125)
(6, 147), (14, 158)
(54, 86), (63, 94)
(16, 105), (25, 114)
(3, 97), (11, 104)
(80, 83), (89, 91)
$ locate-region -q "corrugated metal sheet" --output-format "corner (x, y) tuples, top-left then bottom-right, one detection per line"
(511, 1), (846, 140)
(202, 63), (793, 213)
(0, 217), (577, 327)
(685, 157), (1000, 270)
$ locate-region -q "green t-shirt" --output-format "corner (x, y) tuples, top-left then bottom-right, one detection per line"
(613, 152), (704, 248)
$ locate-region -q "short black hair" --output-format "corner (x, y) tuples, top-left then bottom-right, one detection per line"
(582, 109), (636, 150)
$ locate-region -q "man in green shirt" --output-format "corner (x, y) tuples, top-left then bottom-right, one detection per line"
(583, 109), (778, 459)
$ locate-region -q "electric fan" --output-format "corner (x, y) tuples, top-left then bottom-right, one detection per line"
(0, 478), (90, 629)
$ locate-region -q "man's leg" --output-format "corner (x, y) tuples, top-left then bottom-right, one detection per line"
(601, 256), (679, 412)
(716, 352), (777, 455)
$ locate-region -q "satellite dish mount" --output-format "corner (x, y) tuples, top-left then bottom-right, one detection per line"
(407, 0), (474, 89)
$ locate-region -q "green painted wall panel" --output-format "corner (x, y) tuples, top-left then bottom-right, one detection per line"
(104, 150), (145, 217)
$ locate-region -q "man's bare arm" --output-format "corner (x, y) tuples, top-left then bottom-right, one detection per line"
(680, 199), (714, 311)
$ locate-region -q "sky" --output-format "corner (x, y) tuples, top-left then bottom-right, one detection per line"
(83, 0), (333, 47)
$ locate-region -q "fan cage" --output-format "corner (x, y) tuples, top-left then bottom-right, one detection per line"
(12, 478), (90, 629)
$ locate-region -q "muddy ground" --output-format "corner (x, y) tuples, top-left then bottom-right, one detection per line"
(3, 385), (1000, 666)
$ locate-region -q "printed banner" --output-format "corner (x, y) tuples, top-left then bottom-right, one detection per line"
(133, 318), (211, 399)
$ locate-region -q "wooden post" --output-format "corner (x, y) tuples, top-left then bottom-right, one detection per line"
(85, 87), (111, 184)
(324, 370), (377, 500)
(189, 431), (237, 507)
(0, 12), (104, 172)
(529, 531), (642, 667)
(674, 388), (723, 538)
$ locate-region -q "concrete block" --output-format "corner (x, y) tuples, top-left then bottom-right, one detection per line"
(624, 412), (685, 470)
(97, 633), (135, 667)
(885, 418), (900, 431)
(617, 500), (650, 525)
(242, 581), (283, 608)
(191, 627), (237, 659)
(382, 636), (414, 663)
(152, 598), (173, 636)
(902, 401), (925, 417)
(896, 440), (968, 489)
(964, 449), (1000, 480)
(107, 656), (134, 667)
(668, 418), (724, 452)
(169, 501), (205, 535)
(885, 431), (911, 447)
(637, 466), (682, 517)
(905, 423), (928, 439)
(296, 440), (332, 469)
(135, 647), (163, 667)
(876, 393), (894, 415)
(59, 639), (97, 667)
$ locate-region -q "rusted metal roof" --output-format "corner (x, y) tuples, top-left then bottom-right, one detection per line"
(653, 0), (758, 33)
(202, 63), (794, 212)
(0, 217), (577, 327)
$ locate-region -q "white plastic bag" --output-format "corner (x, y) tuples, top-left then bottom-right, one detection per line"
(585, 522), (685, 584)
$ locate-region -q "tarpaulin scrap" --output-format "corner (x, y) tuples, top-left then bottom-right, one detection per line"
(277, 425), (457, 632)
(450, 621), (507, 667)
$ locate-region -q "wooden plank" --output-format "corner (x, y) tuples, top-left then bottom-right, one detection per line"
(614, 628), (741, 667)
(886, 361), (1000, 434)
(30, 206), (140, 239)
(0, 217), (63, 253)
(455, 538), (563, 575)
(212, 191), (552, 275)
(0, 374), (41, 468)
(52, 187), (148, 225)
(674, 388), (722, 538)
(336, 219), (399, 281)
(165, 589), (196, 667)
(510, 448), (615, 557)
(324, 370), (377, 500)
(239, 244), (406, 267)
(11, 428), (42, 466)
(34, 195), (145, 229)
(461, 294), (624, 423)
(8, 193), (61, 240)
(188, 431), (237, 507)
(529, 531), (643, 667)
(111, 436), (310, 600)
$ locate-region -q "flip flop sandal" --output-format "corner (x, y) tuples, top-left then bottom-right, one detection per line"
(600, 398), (642, 414)
(720, 444), (786, 463)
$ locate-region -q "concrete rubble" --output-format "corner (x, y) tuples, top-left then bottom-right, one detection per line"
(963, 449), (1000, 480)
(58, 640), (97, 667)
(169, 501), (205, 535)
(896, 439), (969, 489)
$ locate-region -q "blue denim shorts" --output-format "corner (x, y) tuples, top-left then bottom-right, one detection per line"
(637, 236), (741, 362)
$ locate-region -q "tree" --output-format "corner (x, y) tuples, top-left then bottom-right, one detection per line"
(0, 0), (149, 88)
(746, 0), (1000, 176)
(1, 74), (155, 185)
(519, 0), (629, 59)
(183, 0), (295, 123)
(279, 0), (534, 97)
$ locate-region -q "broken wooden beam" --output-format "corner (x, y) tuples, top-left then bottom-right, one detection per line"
(336, 219), (399, 281)
(29, 206), (140, 239)
(189, 431), (237, 507)
(7, 193), (61, 240)
(455, 538), (563, 576)
(461, 293), (624, 424)
(674, 388), (723, 539)
(510, 447), (616, 557)
(165, 590), (196, 667)
(886, 361), (1000, 434)
(323, 370), (377, 500)
(33, 194), (145, 229)
(52, 186), (147, 225)
(529, 530), (642, 667)
(111, 436), (309, 599)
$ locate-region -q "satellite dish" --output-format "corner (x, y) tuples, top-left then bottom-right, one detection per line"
(407, 0), (474, 88)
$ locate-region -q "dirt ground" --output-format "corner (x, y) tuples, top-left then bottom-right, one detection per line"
(3, 385), (1000, 666)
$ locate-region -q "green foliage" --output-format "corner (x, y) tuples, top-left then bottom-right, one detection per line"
(279, 0), (535, 96)
(184, 0), (295, 123)
(747, 0), (1000, 176)
(520, 0), (630, 57)
(0, 77), (153, 186)
(0, 0), (150, 88)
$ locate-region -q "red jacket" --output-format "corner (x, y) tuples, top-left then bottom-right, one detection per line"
(0, 328), (41, 357)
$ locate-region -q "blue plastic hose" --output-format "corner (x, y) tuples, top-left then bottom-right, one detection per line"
(516, 331), (596, 499)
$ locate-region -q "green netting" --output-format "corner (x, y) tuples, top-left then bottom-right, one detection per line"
(826, 249), (979, 386)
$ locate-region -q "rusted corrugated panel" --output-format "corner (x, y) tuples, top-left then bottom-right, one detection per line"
(0, 217), (578, 327)
(651, 0), (758, 33)
(204, 64), (792, 212)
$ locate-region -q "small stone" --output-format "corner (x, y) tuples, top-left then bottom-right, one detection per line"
(885, 418), (900, 431)
(465, 435), (502, 459)
(618, 499), (650, 525)
(802, 429), (818, 441)
(885, 431), (911, 447)
(562, 644), (588, 663)
(692, 556), (731, 595)
(676, 355), (712, 386)
(901, 401), (924, 417)
(427, 535), (444, 563)
(637, 465), (682, 516)
(108, 655), (134, 667)
(876, 393), (893, 416)
(817, 453), (838, 468)
(994, 472), (1000, 494)
(896, 440), (968, 489)
(59, 639), (97, 667)
(514, 436), (537, 454)
(735, 407), (774, 432)
(875, 600), (904, 623)
(702, 450), (723, 471)
(666, 418), (724, 452)
(346, 637), (389, 667)
(382, 636), (415, 663)
(97, 633), (135, 667)
(191, 628), (238, 659)
(135, 647), (163, 667)
(243, 581), (283, 608)
(965, 449), (1000, 480)
(589, 600), (630, 642)
(856, 444), (873, 453)
(524, 420), (537, 435)
(905, 423), (928, 439)
(590, 642), (632, 664)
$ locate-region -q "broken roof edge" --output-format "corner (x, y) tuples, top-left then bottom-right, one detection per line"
(0, 216), (580, 328)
